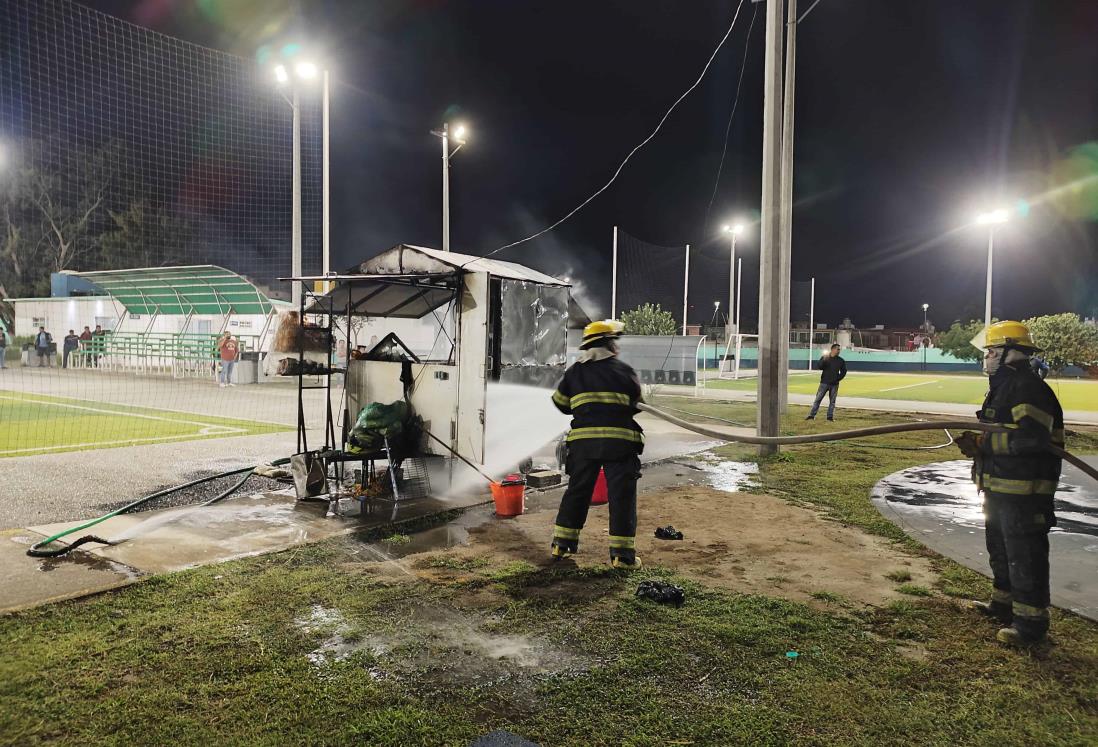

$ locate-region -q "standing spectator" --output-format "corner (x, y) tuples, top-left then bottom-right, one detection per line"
(0, 324), (9, 369)
(218, 331), (239, 387)
(806, 343), (848, 421)
(62, 329), (80, 369)
(34, 326), (54, 367)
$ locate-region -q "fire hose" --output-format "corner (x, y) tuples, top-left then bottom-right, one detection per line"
(26, 458), (292, 558)
(636, 402), (1098, 483)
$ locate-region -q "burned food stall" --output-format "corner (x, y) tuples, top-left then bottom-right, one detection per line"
(301, 245), (571, 470)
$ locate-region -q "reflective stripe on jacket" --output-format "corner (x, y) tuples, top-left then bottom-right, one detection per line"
(551, 354), (644, 458)
(978, 362), (1063, 497)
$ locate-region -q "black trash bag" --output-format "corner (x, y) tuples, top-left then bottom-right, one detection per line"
(635, 580), (685, 607)
(654, 525), (684, 540)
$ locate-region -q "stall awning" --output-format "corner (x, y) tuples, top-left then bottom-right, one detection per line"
(356, 245), (570, 286)
(65, 266), (275, 316)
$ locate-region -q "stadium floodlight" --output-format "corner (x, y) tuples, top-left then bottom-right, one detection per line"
(975, 208), (1010, 225)
(431, 122), (470, 252)
(295, 61), (319, 80)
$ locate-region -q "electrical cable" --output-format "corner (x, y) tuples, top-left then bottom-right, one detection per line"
(703, 0), (759, 233)
(466, 0), (749, 265)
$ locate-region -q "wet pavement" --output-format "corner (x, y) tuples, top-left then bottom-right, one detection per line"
(872, 457), (1098, 621)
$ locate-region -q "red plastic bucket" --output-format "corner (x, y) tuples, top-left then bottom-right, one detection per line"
(591, 468), (608, 505)
(491, 479), (526, 517)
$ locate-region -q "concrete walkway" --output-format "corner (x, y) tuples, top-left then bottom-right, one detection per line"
(656, 384), (1098, 426)
(872, 457), (1098, 622)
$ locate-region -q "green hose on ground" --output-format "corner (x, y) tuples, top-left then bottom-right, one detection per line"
(26, 457), (292, 558)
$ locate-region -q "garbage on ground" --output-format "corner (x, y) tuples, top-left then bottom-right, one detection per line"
(254, 464), (292, 479)
(635, 580), (685, 607)
(654, 525), (684, 540)
(785, 650), (799, 660)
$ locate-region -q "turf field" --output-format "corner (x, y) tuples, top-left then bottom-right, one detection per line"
(0, 390), (291, 458)
(705, 371), (1098, 411)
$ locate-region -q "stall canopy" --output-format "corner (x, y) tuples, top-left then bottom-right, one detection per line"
(65, 265), (274, 316)
(297, 244), (571, 318)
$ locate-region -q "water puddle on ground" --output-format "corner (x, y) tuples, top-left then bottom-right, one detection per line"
(877, 459), (1098, 539)
(690, 457), (759, 493)
(291, 602), (585, 688)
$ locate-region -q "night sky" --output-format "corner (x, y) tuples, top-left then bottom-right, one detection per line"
(83, 0), (1098, 329)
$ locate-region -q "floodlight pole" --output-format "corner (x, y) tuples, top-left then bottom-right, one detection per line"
(682, 244), (691, 336)
(807, 276), (815, 370)
(736, 257), (743, 333)
(442, 123), (451, 252)
(727, 231), (737, 341)
(611, 226), (619, 318)
(291, 86), (302, 308)
(984, 227), (994, 329)
(322, 69), (330, 278)
(757, 0), (786, 455)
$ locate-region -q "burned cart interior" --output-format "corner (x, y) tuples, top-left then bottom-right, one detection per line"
(283, 245), (573, 501)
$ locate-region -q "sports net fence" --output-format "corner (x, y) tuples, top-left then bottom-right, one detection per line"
(0, 0), (327, 520)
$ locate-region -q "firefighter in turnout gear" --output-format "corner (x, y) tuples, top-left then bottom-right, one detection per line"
(550, 320), (644, 569)
(955, 321), (1064, 646)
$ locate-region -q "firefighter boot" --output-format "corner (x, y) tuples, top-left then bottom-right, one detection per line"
(996, 625), (1046, 648)
(611, 555), (643, 570)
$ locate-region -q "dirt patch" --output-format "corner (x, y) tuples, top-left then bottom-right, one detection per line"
(354, 480), (936, 610)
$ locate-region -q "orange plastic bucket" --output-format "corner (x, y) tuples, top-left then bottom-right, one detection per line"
(591, 468), (608, 505)
(491, 481), (526, 517)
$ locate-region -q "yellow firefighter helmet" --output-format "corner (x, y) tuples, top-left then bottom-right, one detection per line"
(581, 319), (625, 349)
(983, 320), (1041, 351)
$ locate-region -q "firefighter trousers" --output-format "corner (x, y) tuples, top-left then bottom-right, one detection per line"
(984, 491), (1055, 639)
(552, 453), (641, 562)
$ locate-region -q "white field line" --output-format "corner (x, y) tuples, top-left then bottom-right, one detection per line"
(0, 430), (246, 456)
(879, 380), (941, 392)
(0, 393), (251, 431)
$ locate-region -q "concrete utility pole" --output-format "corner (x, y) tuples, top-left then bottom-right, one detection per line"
(777, 0), (797, 411)
(756, 0), (786, 455)
(291, 86), (302, 307)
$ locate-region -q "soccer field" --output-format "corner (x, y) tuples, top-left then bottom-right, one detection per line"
(0, 390), (292, 458)
(705, 372), (1098, 411)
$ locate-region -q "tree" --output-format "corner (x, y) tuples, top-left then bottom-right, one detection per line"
(96, 200), (191, 270)
(1023, 313), (1098, 373)
(621, 303), (677, 336)
(936, 319), (986, 363)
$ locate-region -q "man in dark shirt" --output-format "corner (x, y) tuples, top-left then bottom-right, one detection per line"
(62, 329), (79, 369)
(806, 343), (847, 421)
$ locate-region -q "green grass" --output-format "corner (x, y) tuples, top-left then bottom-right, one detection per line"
(703, 371), (1098, 411)
(0, 390), (290, 457)
(2, 397), (1096, 744)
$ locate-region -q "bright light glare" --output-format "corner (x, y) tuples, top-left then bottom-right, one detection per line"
(453, 124), (467, 141)
(975, 208), (1010, 225)
(274, 64), (289, 83)
(922, 303), (929, 311)
(723, 223), (744, 235)
(295, 61), (318, 79)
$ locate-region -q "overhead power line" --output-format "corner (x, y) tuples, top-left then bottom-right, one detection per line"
(475, 0), (749, 262)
